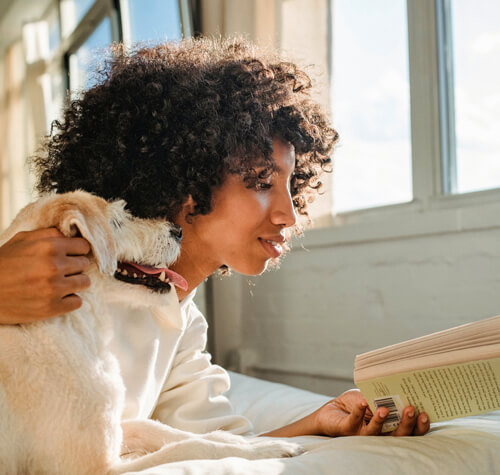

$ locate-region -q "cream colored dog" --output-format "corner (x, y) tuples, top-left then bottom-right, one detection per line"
(0, 191), (302, 474)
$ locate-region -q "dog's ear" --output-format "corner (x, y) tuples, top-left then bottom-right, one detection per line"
(57, 198), (118, 276)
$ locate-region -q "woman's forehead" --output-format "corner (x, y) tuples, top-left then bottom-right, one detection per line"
(229, 140), (295, 178)
(271, 140), (295, 173)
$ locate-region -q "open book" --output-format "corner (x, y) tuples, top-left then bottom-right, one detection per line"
(354, 315), (500, 431)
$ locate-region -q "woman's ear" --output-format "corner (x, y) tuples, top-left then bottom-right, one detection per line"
(176, 196), (196, 225)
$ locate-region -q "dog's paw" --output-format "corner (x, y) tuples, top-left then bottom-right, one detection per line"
(242, 438), (305, 459)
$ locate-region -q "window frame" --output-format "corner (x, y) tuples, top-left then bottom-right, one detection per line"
(31, 0), (193, 131)
(309, 0), (500, 249)
(64, 0), (119, 93)
(57, 0), (192, 92)
(118, 0), (193, 47)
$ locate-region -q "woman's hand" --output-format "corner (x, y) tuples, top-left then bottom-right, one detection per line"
(261, 389), (429, 438)
(0, 228), (91, 324)
(313, 389), (429, 437)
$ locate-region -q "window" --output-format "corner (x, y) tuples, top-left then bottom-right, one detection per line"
(329, 0), (500, 219)
(60, 0), (97, 38)
(0, 0), (193, 227)
(331, 0), (412, 213)
(47, 5), (61, 54)
(69, 16), (113, 91)
(123, 0), (184, 43)
(446, 0), (500, 194)
(59, 0), (189, 95)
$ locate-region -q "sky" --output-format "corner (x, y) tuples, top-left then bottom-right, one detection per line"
(332, 0), (500, 212)
(452, 0), (500, 194)
(331, 0), (412, 213)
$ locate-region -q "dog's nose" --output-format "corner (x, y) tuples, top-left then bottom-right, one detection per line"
(171, 225), (182, 242)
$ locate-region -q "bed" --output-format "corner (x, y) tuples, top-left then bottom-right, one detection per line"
(128, 371), (500, 474)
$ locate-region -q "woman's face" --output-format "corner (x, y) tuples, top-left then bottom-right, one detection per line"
(176, 139), (297, 278)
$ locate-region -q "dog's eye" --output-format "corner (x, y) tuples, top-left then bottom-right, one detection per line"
(111, 218), (123, 229)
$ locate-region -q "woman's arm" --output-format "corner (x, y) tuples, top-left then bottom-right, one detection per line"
(0, 229), (91, 324)
(261, 389), (429, 437)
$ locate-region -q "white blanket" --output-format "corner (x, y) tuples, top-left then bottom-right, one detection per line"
(127, 371), (500, 474)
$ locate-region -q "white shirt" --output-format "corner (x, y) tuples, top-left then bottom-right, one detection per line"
(108, 290), (252, 435)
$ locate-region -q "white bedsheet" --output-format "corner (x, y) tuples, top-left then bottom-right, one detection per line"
(126, 371), (500, 474)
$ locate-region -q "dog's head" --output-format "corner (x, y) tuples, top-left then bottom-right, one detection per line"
(102, 196), (188, 306)
(21, 190), (187, 306)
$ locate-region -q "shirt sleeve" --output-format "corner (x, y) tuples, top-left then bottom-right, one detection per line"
(151, 299), (253, 435)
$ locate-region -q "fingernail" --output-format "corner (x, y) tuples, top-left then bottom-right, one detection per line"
(421, 414), (428, 424)
(408, 409), (415, 418)
(379, 407), (389, 418)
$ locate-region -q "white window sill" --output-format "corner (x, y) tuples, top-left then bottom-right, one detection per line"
(297, 187), (500, 250)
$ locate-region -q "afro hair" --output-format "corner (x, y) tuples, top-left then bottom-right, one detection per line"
(32, 37), (338, 222)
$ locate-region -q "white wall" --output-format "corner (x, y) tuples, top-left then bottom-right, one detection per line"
(211, 222), (500, 396)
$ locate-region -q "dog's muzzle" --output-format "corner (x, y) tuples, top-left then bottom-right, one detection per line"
(114, 262), (188, 293)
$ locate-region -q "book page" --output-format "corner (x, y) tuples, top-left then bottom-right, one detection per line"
(355, 315), (500, 371)
(354, 343), (500, 381)
(356, 357), (500, 427)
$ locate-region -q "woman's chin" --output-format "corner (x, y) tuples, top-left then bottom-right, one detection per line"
(238, 257), (284, 276)
(229, 259), (269, 277)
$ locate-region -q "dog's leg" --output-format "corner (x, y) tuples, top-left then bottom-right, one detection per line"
(121, 418), (259, 454)
(112, 435), (304, 473)
(116, 419), (304, 472)
(120, 419), (285, 454)
(120, 419), (200, 457)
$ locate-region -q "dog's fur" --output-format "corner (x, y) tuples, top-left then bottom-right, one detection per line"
(0, 191), (302, 474)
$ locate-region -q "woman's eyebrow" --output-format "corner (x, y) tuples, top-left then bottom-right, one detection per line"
(255, 164), (291, 177)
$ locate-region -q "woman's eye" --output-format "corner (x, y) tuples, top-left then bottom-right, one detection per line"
(256, 181), (272, 190)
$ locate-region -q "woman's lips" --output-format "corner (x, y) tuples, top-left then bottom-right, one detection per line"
(258, 238), (283, 258)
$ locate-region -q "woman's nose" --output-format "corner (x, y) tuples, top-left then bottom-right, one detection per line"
(271, 189), (297, 228)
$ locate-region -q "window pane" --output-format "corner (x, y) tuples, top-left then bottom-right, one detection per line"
(47, 6), (61, 54)
(451, 0), (500, 194)
(69, 17), (112, 92)
(332, 0), (412, 213)
(74, 0), (95, 24)
(127, 0), (182, 43)
(60, 0), (96, 37)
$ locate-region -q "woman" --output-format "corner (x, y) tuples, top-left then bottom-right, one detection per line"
(0, 37), (429, 438)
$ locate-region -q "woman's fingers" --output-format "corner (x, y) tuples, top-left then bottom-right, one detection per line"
(61, 274), (91, 294)
(390, 407), (417, 436)
(413, 413), (430, 436)
(361, 407), (389, 435)
(390, 408), (430, 436)
(61, 236), (91, 256)
(341, 401), (368, 435)
(57, 294), (84, 315)
(0, 230), (92, 323)
(60, 255), (91, 276)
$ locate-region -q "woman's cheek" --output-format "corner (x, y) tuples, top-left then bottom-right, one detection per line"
(254, 193), (271, 212)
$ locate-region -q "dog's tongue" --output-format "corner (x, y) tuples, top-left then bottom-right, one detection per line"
(126, 262), (188, 291)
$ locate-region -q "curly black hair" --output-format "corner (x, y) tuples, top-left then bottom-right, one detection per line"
(32, 37), (338, 222)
